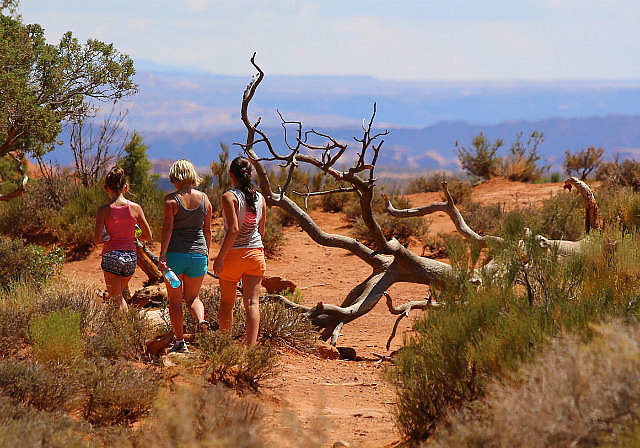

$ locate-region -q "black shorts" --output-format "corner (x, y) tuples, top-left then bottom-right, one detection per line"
(101, 250), (137, 277)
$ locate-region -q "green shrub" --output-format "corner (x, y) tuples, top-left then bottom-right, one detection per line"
(199, 332), (278, 389)
(85, 307), (155, 361)
(405, 173), (473, 204)
(0, 175), (70, 239)
(138, 383), (267, 448)
(598, 185), (640, 234)
(462, 201), (505, 236)
(319, 177), (356, 212)
(597, 158), (640, 192)
(28, 310), (83, 363)
(51, 183), (106, 252)
(346, 191), (429, 246)
(433, 323), (640, 448)
(0, 236), (64, 288)
(388, 226), (640, 441)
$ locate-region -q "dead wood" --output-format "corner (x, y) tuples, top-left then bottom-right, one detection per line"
(135, 241), (163, 284)
(563, 176), (600, 234)
(237, 55), (598, 346)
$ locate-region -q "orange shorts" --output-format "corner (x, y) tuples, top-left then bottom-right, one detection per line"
(219, 247), (266, 283)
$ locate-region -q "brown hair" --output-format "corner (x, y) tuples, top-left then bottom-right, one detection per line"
(229, 157), (257, 213)
(105, 166), (127, 193)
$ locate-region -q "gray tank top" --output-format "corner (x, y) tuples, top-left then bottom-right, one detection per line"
(167, 192), (208, 255)
(224, 188), (263, 249)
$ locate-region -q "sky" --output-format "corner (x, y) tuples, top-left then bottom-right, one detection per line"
(18, 0), (640, 82)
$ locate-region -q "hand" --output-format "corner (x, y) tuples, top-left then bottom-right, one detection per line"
(158, 255), (168, 271)
(213, 257), (224, 276)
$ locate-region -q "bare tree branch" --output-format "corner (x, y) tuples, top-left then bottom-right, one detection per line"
(385, 181), (505, 248)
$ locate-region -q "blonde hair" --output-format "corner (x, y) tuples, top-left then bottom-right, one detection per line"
(169, 159), (202, 186)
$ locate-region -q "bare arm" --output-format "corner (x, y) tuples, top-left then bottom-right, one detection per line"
(130, 202), (153, 241)
(203, 192), (213, 253)
(159, 195), (177, 270)
(213, 192), (239, 275)
(258, 196), (266, 238)
(93, 206), (109, 246)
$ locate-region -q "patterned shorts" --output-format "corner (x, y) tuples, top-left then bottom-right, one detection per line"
(101, 250), (137, 277)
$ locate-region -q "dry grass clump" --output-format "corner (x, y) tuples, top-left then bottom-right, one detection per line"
(138, 382), (266, 448)
(258, 301), (315, 350)
(85, 306), (156, 361)
(78, 359), (161, 425)
(0, 358), (161, 426)
(199, 332), (279, 390)
(0, 360), (79, 412)
(433, 322), (640, 448)
(0, 394), (135, 448)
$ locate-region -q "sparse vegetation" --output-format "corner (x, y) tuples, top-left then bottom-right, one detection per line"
(0, 236), (64, 288)
(455, 131), (548, 182)
(138, 383), (267, 448)
(28, 310), (83, 363)
(564, 145), (605, 180)
(199, 332), (279, 389)
(432, 323), (640, 448)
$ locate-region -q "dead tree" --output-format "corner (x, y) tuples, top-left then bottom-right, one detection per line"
(238, 54), (595, 345)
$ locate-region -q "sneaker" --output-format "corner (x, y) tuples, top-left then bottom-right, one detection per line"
(198, 319), (219, 332)
(168, 339), (189, 354)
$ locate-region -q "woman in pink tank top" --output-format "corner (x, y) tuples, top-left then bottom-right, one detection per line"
(94, 167), (153, 310)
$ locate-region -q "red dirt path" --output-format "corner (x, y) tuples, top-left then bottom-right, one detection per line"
(61, 179), (567, 447)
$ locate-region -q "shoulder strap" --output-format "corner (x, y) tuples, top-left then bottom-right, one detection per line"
(172, 192), (184, 209)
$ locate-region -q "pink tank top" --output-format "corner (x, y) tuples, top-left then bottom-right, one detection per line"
(102, 201), (137, 254)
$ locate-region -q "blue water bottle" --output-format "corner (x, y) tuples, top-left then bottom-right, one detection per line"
(163, 268), (181, 288)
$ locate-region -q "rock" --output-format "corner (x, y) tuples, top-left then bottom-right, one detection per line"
(130, 284), (167, 308)
(145, 332), (174, 356)
(141, 309), (169, 329)
(332, 441), (351, 448)
(314, 340), (340, 360)
(337, 346), (357, 360)
(262, 276), (297, 294)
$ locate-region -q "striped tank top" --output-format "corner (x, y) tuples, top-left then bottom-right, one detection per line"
(224, 188), (263, 249)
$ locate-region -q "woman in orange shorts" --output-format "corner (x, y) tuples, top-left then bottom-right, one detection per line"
(213, 156), (266, 345)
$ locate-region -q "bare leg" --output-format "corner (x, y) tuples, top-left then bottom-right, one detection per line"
(103, 271), (131, 311)
(182, 274), (205, 322)
(242, 274), (263, 346)
(218, 278), (238, 335)
(166, 274), (185, 341)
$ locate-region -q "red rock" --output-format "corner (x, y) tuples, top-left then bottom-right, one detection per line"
(262, 276), (297, 294)
(314, 340), (340, 360)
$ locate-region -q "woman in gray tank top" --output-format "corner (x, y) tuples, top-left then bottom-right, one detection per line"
(213, 157), (266, 346)
(159, 159), (213, 353)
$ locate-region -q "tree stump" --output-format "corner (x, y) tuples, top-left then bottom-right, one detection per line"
(135, 241), (162, 285)
(129, 283), (167, 308)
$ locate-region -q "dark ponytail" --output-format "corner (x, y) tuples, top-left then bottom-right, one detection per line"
(229, 157), (257, 213)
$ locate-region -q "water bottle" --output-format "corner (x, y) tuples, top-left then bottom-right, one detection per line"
(163, 268), (181, 289)
(134, 224), (142, 238)
(102, 227), (110, 242)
